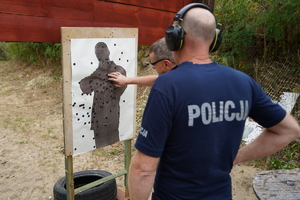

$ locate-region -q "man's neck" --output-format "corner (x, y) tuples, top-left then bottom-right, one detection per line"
(178, 53), (212, 65)
(175, 44), (212, 65)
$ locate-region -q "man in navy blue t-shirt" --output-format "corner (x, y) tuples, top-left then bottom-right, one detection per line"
(128, 3), (300, 200)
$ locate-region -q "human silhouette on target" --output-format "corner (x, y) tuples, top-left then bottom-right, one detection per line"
(79, 42), (127, 148)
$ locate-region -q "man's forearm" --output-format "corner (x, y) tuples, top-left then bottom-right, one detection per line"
(129, 166), (155, 200)
(128, 151), (159, 200)
(234, 129), (288, 165)
(234, 114), (300, 165)
(127, 75), (158, 86)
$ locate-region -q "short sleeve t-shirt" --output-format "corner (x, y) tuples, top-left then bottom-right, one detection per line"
(135, 62), (286, 200)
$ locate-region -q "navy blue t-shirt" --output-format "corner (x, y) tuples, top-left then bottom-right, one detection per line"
(135, 62), (286, 200)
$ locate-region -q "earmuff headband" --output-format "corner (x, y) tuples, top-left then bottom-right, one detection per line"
(173, 3), (212, 21)
(165, 3), (222, 52)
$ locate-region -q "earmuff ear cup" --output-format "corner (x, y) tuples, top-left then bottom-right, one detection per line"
(209, 29), (222, 52)
(165, 24), (185, 51)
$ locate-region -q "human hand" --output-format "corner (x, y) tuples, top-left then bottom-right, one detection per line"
(108, 72), (128, 87)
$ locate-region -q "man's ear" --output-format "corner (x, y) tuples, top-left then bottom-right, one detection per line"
(164, 60), (172, 70)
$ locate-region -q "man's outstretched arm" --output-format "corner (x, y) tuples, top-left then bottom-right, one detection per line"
(129, 150), (159, 200)
(108, 72), (158, 87)
(234, 113), (300, 165)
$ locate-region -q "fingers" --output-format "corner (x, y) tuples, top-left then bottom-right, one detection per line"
(107, 79), (121, 87)
(108, 72), (121, 77)
(114, 84), (122, 88)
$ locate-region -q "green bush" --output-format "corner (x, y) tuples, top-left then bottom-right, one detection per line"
(0, 42), (7, 61)
(5, 42), (61, 66)
(5, 42), (62, 79)
(215, 0), (300, 70)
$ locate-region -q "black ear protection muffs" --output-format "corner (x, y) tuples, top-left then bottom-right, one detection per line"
(165, 3), (222, 52)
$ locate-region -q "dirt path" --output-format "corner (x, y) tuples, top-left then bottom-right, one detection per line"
(0, 61), (259, 199)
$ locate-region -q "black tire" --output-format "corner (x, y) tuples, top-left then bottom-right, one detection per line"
(53, 170), (117, 200)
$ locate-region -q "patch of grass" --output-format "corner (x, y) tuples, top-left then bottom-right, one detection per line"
(266, 141), (300, 170)
(20, 139), (29, 144)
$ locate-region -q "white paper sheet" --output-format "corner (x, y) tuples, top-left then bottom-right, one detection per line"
(70, 38), (136, 155)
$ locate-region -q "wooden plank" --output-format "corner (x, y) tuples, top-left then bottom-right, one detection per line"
(74, 169), (127, 194)
(42, 0), (94, 21)
(102, 0), (188, 12)
(42, 0), (93, 11)
(0, 0), (197, 44)
(42, 6), (93, 21)
(61, 27), (73, 156)
(94, 1), (175, 28)
(0, 0), (94, 21)
(0, 0), (46, 17)
(0, 6), (172, 45)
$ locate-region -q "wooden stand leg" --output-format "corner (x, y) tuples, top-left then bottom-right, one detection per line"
(124, 139), (132, 198)
(65, 155), (74, 200)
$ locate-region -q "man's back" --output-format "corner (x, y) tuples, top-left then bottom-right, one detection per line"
(136, 61), (286, 199)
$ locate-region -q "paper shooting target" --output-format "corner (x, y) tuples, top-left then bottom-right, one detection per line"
(70, 38), (136, 156)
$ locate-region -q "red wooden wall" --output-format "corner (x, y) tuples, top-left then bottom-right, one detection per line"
(0, 0), (214, 46)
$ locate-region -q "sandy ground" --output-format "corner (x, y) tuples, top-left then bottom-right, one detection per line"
(0, 61), (260, 200)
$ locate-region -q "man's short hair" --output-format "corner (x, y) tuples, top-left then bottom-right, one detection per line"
(149, 38), (175, 64)
(181, 8), (216, 43)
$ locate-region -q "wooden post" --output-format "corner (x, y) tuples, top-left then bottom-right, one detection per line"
(65, 155), (74, 200)
(124, 139), (132, 197)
